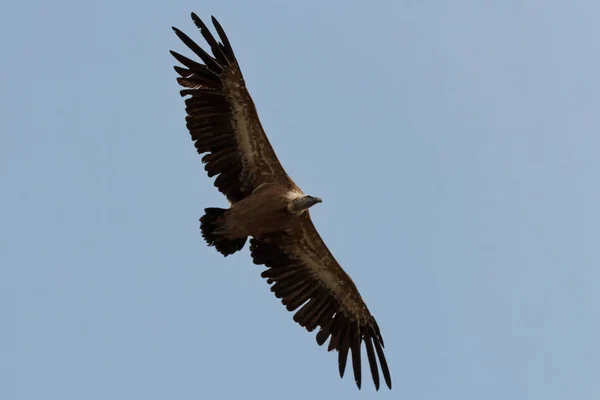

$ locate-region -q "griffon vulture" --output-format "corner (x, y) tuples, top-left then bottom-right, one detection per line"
(171, 14), (392, 390)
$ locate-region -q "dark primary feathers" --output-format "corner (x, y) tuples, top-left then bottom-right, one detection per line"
(171, 14), (391, 390)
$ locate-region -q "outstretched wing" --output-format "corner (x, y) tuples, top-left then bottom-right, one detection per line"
(250, 213), (392, 390)
(171, 14), (293, 203)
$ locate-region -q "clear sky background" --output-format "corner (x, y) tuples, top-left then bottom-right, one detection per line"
(3, 1), (599, 399)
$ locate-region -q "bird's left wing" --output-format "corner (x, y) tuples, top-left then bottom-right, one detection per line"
(250, 213), (392, 390)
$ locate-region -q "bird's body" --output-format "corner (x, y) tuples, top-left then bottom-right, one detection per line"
(171, 14), (392, 390)
(214, 183), (303, 239)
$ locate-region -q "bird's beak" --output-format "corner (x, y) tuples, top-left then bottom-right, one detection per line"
(310, 196), (323, 205)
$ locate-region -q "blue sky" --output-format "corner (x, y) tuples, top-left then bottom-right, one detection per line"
(3, 1), (599, 399)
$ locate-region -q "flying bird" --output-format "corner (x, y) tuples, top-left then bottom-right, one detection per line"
(170, 14), (392, 390)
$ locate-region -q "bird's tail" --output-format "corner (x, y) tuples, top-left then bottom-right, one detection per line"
(200, 207), (247, 256)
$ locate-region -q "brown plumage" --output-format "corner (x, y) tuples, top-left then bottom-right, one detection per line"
(171, 14), (392, 390)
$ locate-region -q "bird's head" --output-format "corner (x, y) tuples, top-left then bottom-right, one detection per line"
(290, 195), (322, 214)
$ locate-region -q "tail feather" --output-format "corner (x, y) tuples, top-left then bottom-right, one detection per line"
(200, 207), (246, 256)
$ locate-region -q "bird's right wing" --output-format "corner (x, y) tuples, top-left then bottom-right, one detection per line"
(171, 14), (294, 203)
